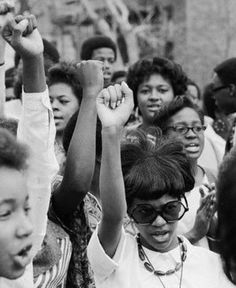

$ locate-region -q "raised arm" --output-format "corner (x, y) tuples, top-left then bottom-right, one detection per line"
(2, 15), (58, 255)
(0, 1), (14, 117)
(53, 60), (104, 217)
(97, 82), (134, 257)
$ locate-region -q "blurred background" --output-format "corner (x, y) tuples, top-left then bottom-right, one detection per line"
(7, 0), (236, 90)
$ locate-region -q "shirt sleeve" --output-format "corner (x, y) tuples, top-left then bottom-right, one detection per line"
(0, 63), (5, 117)
(87, 225), (126, 282)
(17, 87), (59, 257)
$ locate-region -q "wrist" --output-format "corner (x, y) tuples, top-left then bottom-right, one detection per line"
(22, 52), (43, 63)
(102, 125), (123, 136)
(184, 229), (200, 244)
(83, 86), (102, 96)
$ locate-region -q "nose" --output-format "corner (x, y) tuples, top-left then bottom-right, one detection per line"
(185, 128), (197, 138)
(149, 89), (160, 101)
(16, 214), (33, 239)
(51, 99), (59, 111)
(151, 214), (167, 226)
(103, 59), (111, 70)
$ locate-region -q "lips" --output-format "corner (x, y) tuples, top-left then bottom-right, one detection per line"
(185, 143), (200, 153)
(54, 116), (63, 124)
(13, 244), (32, 268)
(151, 231), (169, 242)
(147, 105), (161, 112)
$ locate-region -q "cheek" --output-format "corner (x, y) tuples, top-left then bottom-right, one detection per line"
(163, 92), (174, 103)
(0, 224), (13, 257)
(63, 101), (79, 116)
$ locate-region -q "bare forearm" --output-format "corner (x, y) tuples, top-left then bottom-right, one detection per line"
(100, 126), (127, 223)
(56, 94), (97, 213)
(22, 53), (46, 93)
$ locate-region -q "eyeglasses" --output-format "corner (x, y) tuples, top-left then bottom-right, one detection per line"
(166, 125), (206, 135)
(130, 198), (189, 225)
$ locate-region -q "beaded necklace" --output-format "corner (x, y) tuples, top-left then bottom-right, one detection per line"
(136, 234), (187, 288)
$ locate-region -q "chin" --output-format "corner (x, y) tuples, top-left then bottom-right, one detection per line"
(1, 268), (25, 280)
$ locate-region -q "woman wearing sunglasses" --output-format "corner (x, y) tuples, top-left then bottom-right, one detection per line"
(87, 83), (233, 288)
(153, 96), (217, 250)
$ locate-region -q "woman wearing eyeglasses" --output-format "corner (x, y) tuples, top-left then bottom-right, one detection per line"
(87, 83), (233, 288)
(153, 96), (217, 250)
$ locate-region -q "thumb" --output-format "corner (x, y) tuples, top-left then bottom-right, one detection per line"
(12, 18), (28, 40)
(121, 81), (132, 96)
(121, 81), (134, 107)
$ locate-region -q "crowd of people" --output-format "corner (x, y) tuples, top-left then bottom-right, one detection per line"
(1, 1), (236, 288)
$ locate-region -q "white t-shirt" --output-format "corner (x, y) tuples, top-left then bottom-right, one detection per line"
(87, 227), (234, 288)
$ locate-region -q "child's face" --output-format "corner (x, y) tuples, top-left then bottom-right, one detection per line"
(129, 194), (180, 252)
(0, 167), (33, 279)
(137, 74), (174, 125)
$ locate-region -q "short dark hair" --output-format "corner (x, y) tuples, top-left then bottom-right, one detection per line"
(62, 111), (102, 159)
(121, 128), (194, 207)
(202, 83), (217, 119)
(214, 57), (236, 86)
(80, 35), (117, 61)
(48, 61), (82, 104)
(153, 96), (204, 133)
(217, 145), (236, 283)
(0, 128), (28, 170)
(126, 57), (188, 108)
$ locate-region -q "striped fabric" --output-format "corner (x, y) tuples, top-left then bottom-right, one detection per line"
(34, 232), (72, 288)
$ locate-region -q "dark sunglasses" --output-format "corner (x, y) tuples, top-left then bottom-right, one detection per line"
(130, 197), (189, 225)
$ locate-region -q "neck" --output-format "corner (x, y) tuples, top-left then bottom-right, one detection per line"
(56, 133), (63, 145)
(190, 160), (198, 176)
(140, 120), (152, 132)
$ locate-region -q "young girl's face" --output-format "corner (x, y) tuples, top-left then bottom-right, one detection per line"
(137, 74), (174, 125)
(0, 167), (33, 279)
(166, 107), (205, 162)
(129, 194), (181, 252)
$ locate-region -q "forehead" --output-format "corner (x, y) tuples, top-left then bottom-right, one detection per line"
(132, 194), (178, 209)
(91, 47), (115, 59)
(49, 82), (75, 97)
(140, 73), (171, 88)
(0, 168), (27, 203)
(169, 107), (201, 124)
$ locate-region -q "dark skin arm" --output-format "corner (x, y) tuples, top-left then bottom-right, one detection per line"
(53, 60), (104, 219)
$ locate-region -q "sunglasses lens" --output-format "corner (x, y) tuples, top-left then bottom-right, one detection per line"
(132, 205), (157, 224)
(162, 201), (185, 222)
(131, 201), (187, 224)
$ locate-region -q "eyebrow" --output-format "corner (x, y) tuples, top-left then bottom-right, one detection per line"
(0, 195), (29, 206)
(50, 95), (69, 99)
(0, 198), (16, 206)
(172, 120), (202, 125)
(140, 84), (170, 88)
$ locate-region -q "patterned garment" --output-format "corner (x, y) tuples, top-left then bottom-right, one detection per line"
(51, 176), (135, 288)
(51, 177), (102, 288)
(33, 215), (72, 287)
